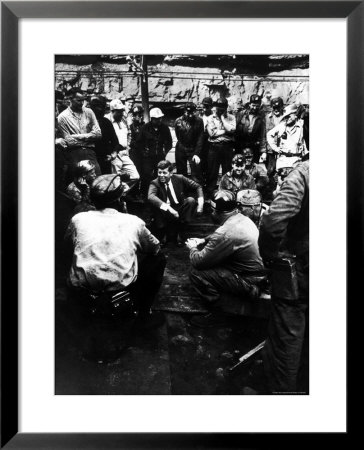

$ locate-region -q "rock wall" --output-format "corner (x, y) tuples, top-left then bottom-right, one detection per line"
(55, 55), (309, 109)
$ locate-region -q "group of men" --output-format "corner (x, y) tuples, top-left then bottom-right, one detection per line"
(56, 87), (309, 394)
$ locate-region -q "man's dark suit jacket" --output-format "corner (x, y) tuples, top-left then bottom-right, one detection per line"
(148, 174), (203, 209)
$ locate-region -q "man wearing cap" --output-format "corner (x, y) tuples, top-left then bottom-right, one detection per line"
(264, 97), (284, 175)
(236, 94), (266, 165)
(266, 103), (307, 171)
(205, 98), (236, 200)
(89, 95), (120, 174)
(186, 190), (266, 328)
(66, 173), (166, 329)
(136, 107), (173, 196)
(148, 160), (204, 246)
(57, 87), (102, 184)
(258, 160), (309, 393)
(174, 103), (204, 184)
(218, 153), (256, 196)
(242, 148), (270, 198)
(104, 99), (130, 150)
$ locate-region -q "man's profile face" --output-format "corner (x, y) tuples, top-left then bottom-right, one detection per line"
(133, 113), (143, 124)
(286, 113), (297, 126)
(71, 93), (85, 112)
(245, 156), (253, 167)
(85, 168), (97, 184)
(125, 100), (134, 112)
(158, 168), (173, 184)
(112, 109), (124, 121)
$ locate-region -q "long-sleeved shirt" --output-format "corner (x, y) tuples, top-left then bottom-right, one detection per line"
(189, 212), (264, 274)
(206, 113), (236, 144)
(57, 107), (101, 149)
(266, 119), (307, 168)
(104, 113), (130, 150)
(174, 115), (204, 156)
(66, 208), (160, 292)
(236, 111), (265, 153)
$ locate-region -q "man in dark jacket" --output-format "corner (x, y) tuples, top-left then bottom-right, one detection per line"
(187, 190), (266, 328)
(174, 102), (204, 184)
(136, 107), (172, 196)
(148, 160), (204, 246)
(236, 94), (266, 164)
(89, 96), (119, 174)
(258, 160), (309, 394)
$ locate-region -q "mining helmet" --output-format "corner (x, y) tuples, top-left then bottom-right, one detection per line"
(184, 102), (196, 112)
(90, 174), (125, 206)
(211, 190), (237, 212)
(232, 154), (246, 167)
(213, 98), (228, 108)
(149, 107), (164, 119)
(242, 148), (254, 158)
(280, 103), (299, 121)
(201, 97), (213, 106)
(250, 94), (261, 105)
(237, 189), (262, 206)
(271, 97), (284, 109)
(109, 99), (125, 111)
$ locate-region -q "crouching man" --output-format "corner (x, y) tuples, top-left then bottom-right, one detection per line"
(66, 174), (166, 331)
(148, 160), (204, 246)
(187, 190), (266, 328)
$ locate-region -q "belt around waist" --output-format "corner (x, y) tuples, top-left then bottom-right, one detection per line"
(209, 141), (234, 146)
(280, 152), (301, 157)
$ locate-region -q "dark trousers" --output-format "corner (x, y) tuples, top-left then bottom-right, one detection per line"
(189, 266), (265, 304)
(63, 147), (101, 186)
(262, 296), (309, 393)
(139, 156), (164, 197)
(265, 152), (276, 176)
(206, 142), (234, 198)
(152, 197), (196, 239)
(175, 142), (203, 184)
(128, 252), (167, 315)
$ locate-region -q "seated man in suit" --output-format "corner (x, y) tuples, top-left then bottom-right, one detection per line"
(148, 160), (204, 246)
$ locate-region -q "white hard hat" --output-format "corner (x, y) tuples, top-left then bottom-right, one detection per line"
(110, 99), (125, 111)
(150, 107), (164, 118)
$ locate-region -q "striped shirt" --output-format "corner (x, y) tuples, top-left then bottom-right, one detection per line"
(57, 107), (101, 149)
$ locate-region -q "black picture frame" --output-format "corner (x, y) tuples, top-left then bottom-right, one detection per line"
(1, 1), (357, 448)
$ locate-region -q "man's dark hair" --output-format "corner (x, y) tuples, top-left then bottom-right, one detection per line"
(157, 160), (173, 172)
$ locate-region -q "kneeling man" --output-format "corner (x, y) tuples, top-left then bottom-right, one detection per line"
(187, 190), (266, 327)
(148, 160), (204, 246)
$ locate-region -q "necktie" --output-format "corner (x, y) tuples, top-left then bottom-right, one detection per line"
(165, 183), (177, 205)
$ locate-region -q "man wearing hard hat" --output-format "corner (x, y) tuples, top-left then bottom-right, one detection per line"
(136, 107), (172, 196)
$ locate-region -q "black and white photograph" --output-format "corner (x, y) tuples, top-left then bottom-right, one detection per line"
(54, 53), (309, 396)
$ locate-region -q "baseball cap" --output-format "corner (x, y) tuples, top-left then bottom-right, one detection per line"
(250, 94), (261, 105)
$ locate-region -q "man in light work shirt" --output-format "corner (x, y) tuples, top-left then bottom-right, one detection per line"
(57, 87), (102, 183)
(205, 98), (236, 200)
(264, 96), (284, 175)
(266, 104), (307, 171)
